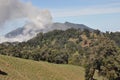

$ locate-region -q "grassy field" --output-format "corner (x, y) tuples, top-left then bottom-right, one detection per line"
(0, 55), (85, 80)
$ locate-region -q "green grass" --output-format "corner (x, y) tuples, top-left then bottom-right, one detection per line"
(0, 55), (85, 80)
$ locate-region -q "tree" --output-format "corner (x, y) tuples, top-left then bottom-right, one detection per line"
(94, 29), (101, 35)
(85, 37), (120, 80)
(84, 29), (90, 38)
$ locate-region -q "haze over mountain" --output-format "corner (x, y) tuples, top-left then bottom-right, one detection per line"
(0, 0), (52, 43)
(5, 22), (93, 38)
(0, 22), (94, 43)
(0, 0), (120, 43)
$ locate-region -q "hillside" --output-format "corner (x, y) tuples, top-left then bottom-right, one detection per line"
(0, 28), (120, 80)
(0, 28), (98, 65)
(0, 55), (85, 80)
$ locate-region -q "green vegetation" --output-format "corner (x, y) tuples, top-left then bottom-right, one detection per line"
(105, 31), (120, 47)
(0, 55), (85, 80)
(0, 28), (120, 80)
(85, 37), (120, 80)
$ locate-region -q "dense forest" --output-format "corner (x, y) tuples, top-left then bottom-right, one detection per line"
(0, 28), (120, 80)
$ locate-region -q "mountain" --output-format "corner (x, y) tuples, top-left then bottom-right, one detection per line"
(45, 22), (94, 32)
(5, 22), (94, 38)
(5, 27), (24, 38)
(0, 28), (101, 65)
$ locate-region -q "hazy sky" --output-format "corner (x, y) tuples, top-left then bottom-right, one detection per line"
(23, 0), (120, 31)
(0, 0), (120, 36)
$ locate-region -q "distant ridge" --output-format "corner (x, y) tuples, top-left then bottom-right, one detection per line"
(5, 22), (94, 38)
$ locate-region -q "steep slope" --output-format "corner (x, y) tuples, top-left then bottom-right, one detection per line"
(0, 55), (85, 80)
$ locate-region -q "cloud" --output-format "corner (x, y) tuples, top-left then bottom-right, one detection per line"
(52, 2), (120, 18)
(0, 0), (52, 27)
(0, 0), (52, 43)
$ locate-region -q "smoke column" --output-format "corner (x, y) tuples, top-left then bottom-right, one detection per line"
(0, 0), (52, 43)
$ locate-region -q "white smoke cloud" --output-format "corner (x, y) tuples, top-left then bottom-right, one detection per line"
(0, 0), (52, 43)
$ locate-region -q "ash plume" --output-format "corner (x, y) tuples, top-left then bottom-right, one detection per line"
(0, 0), (52, 43)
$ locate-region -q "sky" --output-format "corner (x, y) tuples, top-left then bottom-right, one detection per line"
(0, 0), (120, 36)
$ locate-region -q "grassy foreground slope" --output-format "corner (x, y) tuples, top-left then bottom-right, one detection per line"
(0, 55), (85, 80)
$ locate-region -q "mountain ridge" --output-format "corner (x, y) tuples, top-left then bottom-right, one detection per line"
(5, 22), (94, 38)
